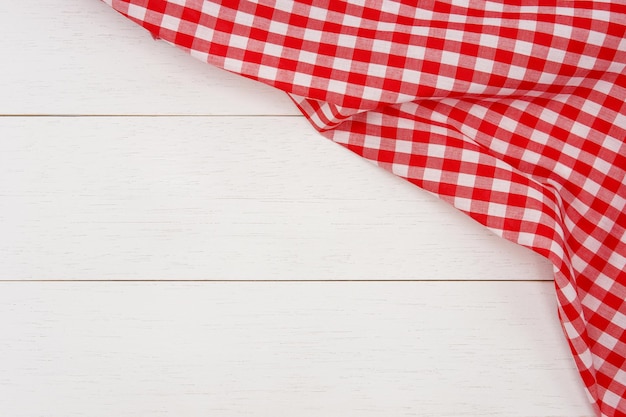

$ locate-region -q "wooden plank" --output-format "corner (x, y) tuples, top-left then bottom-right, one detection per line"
(0, 281), (593, 416)
(0, 0), (296, 116)
(0, 116), (552, 280)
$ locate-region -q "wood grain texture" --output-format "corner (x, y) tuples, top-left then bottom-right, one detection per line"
(0, 282), (593, 417)
(0, 0), (296, 116)
(0, 116), (552, 280)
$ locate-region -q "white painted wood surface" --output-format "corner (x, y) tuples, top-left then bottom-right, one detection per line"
(0, 1), (594, 416)
(0, 0), (296, 115)
(0, 116), (551, 280)
(0, 282), (590, 416)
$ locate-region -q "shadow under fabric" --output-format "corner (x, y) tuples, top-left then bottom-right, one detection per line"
(103, 1), (626, 415)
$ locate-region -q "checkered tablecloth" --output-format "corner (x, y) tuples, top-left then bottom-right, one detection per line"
(104, 1), (626, 415)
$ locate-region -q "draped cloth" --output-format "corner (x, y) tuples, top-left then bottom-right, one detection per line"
(103, 1), (626, 414)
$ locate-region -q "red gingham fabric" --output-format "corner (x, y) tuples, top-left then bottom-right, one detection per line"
(103, 1), (626, 415)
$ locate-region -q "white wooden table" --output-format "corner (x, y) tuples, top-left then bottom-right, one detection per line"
(0, 1), (595, 416)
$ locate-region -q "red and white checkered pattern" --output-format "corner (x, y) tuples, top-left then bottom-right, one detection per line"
(103, 1), (626, 415)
